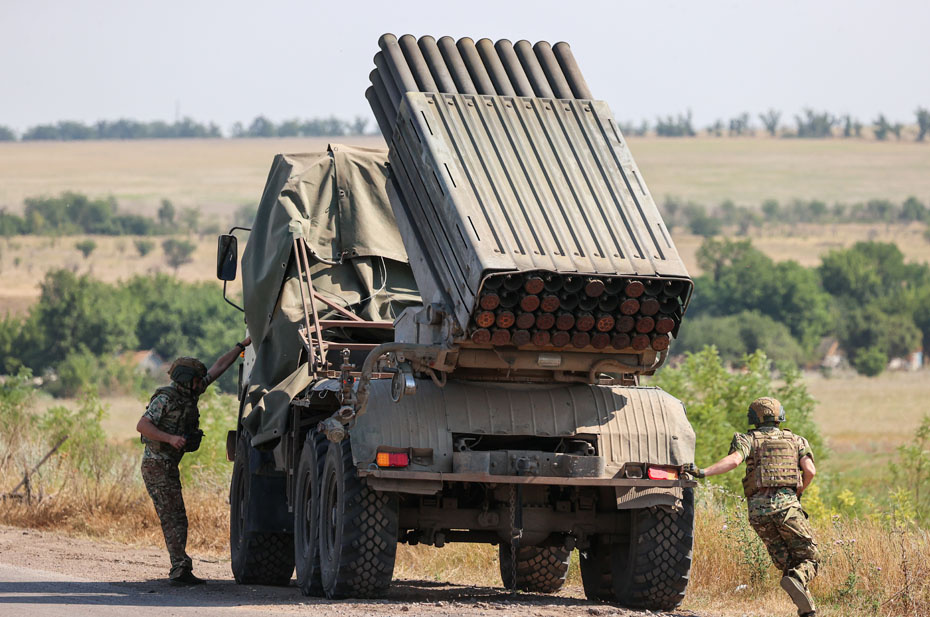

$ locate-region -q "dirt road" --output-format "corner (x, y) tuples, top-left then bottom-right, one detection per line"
(0, 526), (707, 617)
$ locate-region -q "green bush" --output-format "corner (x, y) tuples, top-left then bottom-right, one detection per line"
(675, 311), (806, 366)
(75, 239), (97, 258)
(37, 389), (113, 476)
(162, 237), (196, 273)
(850, 346), (888, 377)
(134, 239), (155, 257)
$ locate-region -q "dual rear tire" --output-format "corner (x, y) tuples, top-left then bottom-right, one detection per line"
(580, 488), (695, 610)
(295, 434), (399, 598)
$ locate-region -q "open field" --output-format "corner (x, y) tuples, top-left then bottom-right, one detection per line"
(3, 220), (929, 317)
(2, 137), (929, 217)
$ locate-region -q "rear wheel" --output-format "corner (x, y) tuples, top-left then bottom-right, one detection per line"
(230, 432), (296, 585)
(294, 431), (325, 596)
(318, 437), (399, 598)
(580, 488), (694, 610)
(499, 544), (571, 593)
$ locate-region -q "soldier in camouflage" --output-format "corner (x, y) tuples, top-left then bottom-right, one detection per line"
(684, 397), (819, 617)
(136, 338), (250, 585)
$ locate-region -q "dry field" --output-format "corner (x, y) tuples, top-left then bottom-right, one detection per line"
(3, 221), (929, 317)
(2, 137), (930, 216)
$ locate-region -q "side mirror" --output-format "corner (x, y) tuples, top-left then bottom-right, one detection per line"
(217, 234), (238, 281)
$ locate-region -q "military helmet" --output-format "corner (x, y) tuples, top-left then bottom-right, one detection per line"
(747, 396), (786, 426)
(168, 356), (207, 385)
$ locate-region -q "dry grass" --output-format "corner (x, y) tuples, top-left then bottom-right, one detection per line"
(631, 137), (930, 207)
(0, 137), (385, 216)
(3, 462), (927, 617)
(0, 234), (236, 316)
(806, 370), (930, 455)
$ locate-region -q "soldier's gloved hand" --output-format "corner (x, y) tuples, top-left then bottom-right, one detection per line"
(683, 463), (705, 478)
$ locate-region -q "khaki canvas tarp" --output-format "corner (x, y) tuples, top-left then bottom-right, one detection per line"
(240, 144), (419, 447)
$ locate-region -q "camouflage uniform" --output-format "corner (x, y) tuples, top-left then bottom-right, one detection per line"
(730, 427), (820, 588)
(140, 377), (211, 579)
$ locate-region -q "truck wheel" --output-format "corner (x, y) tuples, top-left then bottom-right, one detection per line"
(580, 488), (694, 610)
(294, 431), (325, 596)
(230, 432), (295, 585)
(499, 544), (571, 593)
(318, 437), (399, 598)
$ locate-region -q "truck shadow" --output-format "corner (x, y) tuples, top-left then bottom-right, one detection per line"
(0, 577), (694, 615)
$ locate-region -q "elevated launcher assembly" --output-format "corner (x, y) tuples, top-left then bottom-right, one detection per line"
(366, 34), (692, 384)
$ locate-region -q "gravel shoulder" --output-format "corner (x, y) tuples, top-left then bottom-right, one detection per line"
(0, 525), (709, 617)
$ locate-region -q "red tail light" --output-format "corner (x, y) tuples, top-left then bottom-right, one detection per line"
(647, 466), (679, 480)
(376, 452), (409, 468)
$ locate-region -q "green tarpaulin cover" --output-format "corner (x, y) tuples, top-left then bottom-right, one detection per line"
(239, 144), (419, 447)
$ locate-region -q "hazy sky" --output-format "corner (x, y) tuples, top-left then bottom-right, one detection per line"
(3, 0), (928, 133)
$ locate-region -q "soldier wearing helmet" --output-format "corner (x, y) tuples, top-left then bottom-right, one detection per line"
(684, 397), (820, 617)
(136, 337), (251, 585)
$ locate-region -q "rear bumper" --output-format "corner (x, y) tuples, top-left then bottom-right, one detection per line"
(359, 467), (696, 488)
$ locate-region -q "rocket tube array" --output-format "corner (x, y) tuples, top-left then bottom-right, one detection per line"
(469, 272), (686, 352)
(367, 34), (595, 141)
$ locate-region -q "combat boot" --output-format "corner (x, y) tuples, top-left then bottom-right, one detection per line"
(780, 574), (814, 616)
(169, 570), (206, 586)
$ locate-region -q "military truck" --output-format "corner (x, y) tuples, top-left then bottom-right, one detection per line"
(215, 34), (696, 610)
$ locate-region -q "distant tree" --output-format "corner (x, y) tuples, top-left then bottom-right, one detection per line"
(706, 119), (724, 137)
(917, 107), (930, 142)
(901, 196), (928, 223)
(233, 203), (258, 227)
(758, 109), (781, 137)
(873, 114), (891, 141)
(162, 238), (196, 273)
(349, 116), (369, 135)
(277, 119), (301, 137)
(247, 116), (276, 138)
(794, 109), (834, 138)
(158, 199), (176, 227)
(655, 111), (695, 137)
(75, 239), (97, 259)
(891, 122), (903, 140)
(134, 239), (155, 257)
(761, 199), (780, 220)
(179, 207), (200, 234)
(840, 115), (863, 138)
(0, 210), (25, 235)
(0, 126), (15, 141)
(728, 113), (751, 136)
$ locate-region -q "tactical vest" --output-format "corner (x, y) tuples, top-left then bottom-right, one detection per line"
(742, 428), (801, 498)
(141, 385), (200, 452)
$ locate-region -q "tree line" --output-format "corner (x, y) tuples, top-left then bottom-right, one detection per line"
(0, 192), (256, 241)
(619, 107), (930, 141)
(0, 115), (373, 141)
(680, 239), (930, 377)
(662, 195), (930, 237)
(0, 271), (241, 396)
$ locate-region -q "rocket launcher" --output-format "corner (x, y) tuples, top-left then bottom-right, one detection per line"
(366, 34), (692, 377)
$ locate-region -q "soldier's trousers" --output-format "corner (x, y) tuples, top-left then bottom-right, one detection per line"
(749, 505), (820, 587)
(141, 459), (193, 578)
